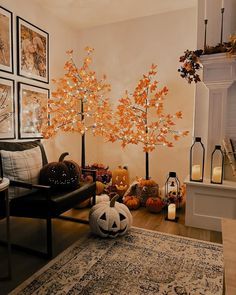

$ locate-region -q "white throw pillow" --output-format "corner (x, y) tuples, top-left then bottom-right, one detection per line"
(1, 146), (43, 199)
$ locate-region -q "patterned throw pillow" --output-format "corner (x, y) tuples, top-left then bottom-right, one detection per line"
(0, 146), (43, 199)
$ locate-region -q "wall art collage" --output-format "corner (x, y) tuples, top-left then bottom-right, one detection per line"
(0, 5), (49, 139)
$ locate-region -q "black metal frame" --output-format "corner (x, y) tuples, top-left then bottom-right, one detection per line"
(190, 137), (205, 182)
(0, 172), (96, 259)
(0, 6), (14, 74)
(17, 82), (49, 139)
(0, 77), (16, 139)
(210, 145), (224, 184)
(16, 16), (49, 84)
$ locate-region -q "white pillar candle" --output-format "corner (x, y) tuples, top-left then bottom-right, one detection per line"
(212, 166), (222, 183)
(191, 165), (201, 181)
(221, 0), (225, 8)
(168, 204), (176, 220)
(204, 0), (208, 19)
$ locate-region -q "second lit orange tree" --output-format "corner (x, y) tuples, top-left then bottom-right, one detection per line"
(42, 47), (112, 168)
(106, 64), (189, 179)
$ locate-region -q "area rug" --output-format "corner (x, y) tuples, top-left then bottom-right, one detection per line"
(10, 227), (223, 295)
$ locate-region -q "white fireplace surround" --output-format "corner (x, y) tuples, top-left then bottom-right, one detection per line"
(185, 53), (236, 232)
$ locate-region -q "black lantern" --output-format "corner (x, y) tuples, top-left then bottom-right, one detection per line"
(164, 172), (180, 222)
(190, 137), (205, 182)
(165, 172), (180, 201)
(210, 145), (224, 184)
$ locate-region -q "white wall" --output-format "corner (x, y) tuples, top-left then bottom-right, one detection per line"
(77, 8), (197, 185)
(197, 0), (236, 49)
(0, 0), (84, 163)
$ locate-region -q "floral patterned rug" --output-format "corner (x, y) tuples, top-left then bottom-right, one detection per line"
(10, 227), (223, 295)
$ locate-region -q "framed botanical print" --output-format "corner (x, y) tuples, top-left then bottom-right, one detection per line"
(0, 77), (15, 139)
(17, 17), (49, 83)
(0, 6), (13, 73)
(18, 82), (49, 139)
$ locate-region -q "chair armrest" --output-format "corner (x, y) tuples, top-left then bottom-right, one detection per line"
(81, 169), (96, 182)
(10, 180), (51, 190)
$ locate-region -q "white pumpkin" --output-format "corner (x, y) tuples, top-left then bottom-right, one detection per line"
(89, 194), (132, 238)
(91, 194), (110, 205)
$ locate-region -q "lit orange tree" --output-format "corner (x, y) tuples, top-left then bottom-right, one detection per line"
(107, 64), (189, 179)
(42, 47), (112, 168)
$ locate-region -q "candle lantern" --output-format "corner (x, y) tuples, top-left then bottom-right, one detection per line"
(211, 145), (224, 184)
(190, 137), (205, 182)
(165, 171), (180, 201)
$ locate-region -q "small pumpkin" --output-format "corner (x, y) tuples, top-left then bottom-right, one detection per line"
(123, 195), (140, 210)
(75, 198), (90, 209)
(39, 152), (80, 190)
(112, 166), (129, 197)
(146, 196), (163, 213)
(89, 195), (132, 238)
(96, 181), (105, 195)
(91, 194), (110, 205)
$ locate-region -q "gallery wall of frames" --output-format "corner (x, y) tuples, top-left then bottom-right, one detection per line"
(0, 5), (49, 140)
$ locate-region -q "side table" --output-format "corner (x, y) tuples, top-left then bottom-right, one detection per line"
(0, 178), (11, 280)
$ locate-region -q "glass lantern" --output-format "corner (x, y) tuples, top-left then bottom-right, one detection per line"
(190, 137), (205, 182)
(165, 172), (180, 201)
(211, 145), (224, 184)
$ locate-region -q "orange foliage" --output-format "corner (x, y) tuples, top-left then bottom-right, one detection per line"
(105, 64), (188, 152)
(41, 47), (112, 139)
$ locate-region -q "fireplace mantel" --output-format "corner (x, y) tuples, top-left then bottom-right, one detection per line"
(185, 53), (236, 232)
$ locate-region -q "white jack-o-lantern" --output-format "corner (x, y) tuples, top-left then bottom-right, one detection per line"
(89, 195), (132, 238)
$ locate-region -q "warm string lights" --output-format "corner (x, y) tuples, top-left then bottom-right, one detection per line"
(41, 47), (112, 139)
(106, 64), (189, 153)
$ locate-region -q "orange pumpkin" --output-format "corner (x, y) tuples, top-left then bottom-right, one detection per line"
(96, 181), (105, 195)
(146, 196), (163, 213)
(123, 195), (140, 210)
(138, 178), (157, 187)
(112, 166), (129, 197)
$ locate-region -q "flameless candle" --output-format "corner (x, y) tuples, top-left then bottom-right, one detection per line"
(204, 0), (208, 19)
(168, 204), (176, 220)
(212, 166), (222, 183)
(191, 164), (201, 181)
(221, 0), (225, 8)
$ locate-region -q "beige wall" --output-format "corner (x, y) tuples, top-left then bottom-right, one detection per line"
(77, 8), (197, 185)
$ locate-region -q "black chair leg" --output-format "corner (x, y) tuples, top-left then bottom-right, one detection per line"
(46, 218), (52, 259)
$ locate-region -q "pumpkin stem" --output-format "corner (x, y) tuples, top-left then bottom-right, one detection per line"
(110, 194), (119, 207)
(59, 152), (69, 162)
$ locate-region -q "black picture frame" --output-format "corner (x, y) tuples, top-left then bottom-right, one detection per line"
(0, 6), (14, 74)
(18, 82), (49, 139)
(17, 16), (49, 83)
(0, 77), (15, 139)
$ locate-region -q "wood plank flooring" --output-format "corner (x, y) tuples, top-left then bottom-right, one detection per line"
(0, 206), (222, 295)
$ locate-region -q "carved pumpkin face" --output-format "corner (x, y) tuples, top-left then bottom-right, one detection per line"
(112, 166), (129, 196)
(39, 152), (80, 189)
(89, 195), (132, 238)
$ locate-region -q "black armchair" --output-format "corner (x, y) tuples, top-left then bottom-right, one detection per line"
(0, 140), (96, 258)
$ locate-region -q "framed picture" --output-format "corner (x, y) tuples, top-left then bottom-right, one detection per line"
(0, 6), (13, 73)
(0, 77), (15, 139)
(17, 17), (49, 83)
(18, 82), (49, 139)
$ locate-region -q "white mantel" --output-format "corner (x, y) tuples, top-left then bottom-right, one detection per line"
(185, 53), (236, 232)
(194, 53), (236, 177)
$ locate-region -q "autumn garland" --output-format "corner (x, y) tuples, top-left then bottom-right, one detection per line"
(178, 33), (236, 84)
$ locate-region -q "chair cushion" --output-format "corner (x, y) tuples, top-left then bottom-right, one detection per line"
(9, 182), (96, 218)
(1, 146), (43, 199)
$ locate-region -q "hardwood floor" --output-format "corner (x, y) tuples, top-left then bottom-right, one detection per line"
(0, 206), (222, 295)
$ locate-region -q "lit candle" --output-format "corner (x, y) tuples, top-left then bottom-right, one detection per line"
(221, 0), (225, 8)
(204, 0), (207, 19)
(168, 204), (176, 220)
(191, 164), (201, 181)
(212, 166), (222, 183)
